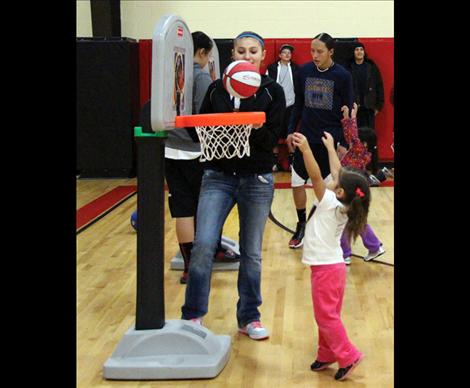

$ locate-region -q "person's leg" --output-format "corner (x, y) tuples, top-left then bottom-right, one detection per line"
(176, 217), (195, 284)
(290, 185), (307, 249)
(293, 185), (307, 208)
(360, 224), (381, 253)
(356, 106), (368, 128)
(175, 217), (195, 242)
(166, 158), (201, 283)
(272, 145), (280, 171)
(309, 143), (331, 179)
(310, 267), (336, 365)
(181, 170), (236, 320)
(340, 229), (352, 264)
(289, 149), (311, 248)
(367, 109), (376, 130)
(311, 264), (362, 368)
(235, 172), (274, 329)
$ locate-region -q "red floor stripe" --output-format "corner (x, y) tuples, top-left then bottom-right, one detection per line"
(77, 186), (137, 231)
(77, 179), (393, 231)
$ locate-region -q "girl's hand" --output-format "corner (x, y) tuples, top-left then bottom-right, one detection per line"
(321, 131), (335, 150)
(341, 105), (349, 119)
(292, 132), (310, 153)
(351, 102), (358, 119)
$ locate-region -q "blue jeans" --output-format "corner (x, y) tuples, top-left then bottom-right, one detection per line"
(181, 169), (274, 327)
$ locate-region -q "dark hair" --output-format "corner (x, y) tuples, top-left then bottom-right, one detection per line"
(234, 31), (265, 49)
(191, 31), (213, 55)
(312, 32), (335, 50)
(358, 126), (377, 151)
(338, 167), (370, 242)
(350, 42), (370, 63)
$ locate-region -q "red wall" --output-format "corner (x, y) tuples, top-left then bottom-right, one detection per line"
(138, 37), (394, 162)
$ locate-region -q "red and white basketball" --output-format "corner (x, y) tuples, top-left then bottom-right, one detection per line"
(222, 60), (261, 99)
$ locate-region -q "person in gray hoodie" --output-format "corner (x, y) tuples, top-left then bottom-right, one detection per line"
(140, 31), (237, 284)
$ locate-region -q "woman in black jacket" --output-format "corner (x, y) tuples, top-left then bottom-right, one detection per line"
(181, 31), (286, 341)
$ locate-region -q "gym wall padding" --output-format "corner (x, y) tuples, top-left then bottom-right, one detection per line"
(77, 37), (140, 177)
(136, 37), (394, 162)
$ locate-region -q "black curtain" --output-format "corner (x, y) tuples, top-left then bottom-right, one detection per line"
(77, 38), (139, 177)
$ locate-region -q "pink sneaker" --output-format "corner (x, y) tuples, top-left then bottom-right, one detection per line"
(238, 321), (269, 340)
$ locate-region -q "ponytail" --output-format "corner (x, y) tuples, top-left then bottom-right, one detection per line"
(338, 167), (371, 243)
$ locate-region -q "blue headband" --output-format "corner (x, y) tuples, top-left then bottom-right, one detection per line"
(235, 32), (264, 48)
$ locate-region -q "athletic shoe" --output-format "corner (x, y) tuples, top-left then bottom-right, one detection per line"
(238, 321), (269, 340)
(364, 245), (385, 262)
(272, 163), (279, 172)
(289, 221), (306, 249)
(368, 174), (381, 187)
(334, 354), (364, 381)
(189, 317), (203, 326)
(180, 271), (188, 284)
(310, 360), (334, 371)
(375, 169), (387, 182)
(381, 166), (394, 179)
(214, 248), (240, 262)
(344, 257), (351, 265)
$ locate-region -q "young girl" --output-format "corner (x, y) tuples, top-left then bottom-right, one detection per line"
(181, 31), (286, 340)
(292, 130), (367, 381)
(338, 103), (385, 264)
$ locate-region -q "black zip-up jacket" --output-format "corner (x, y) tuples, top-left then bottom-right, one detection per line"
(195, 74), (286, 174)
(348, 59), (384, 111)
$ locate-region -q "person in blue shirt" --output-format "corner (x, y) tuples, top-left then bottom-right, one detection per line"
(285, 33), (353, 250)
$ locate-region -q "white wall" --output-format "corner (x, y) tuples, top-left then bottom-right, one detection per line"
(77, 0), (393, 39)
(76, 0), (92, 37)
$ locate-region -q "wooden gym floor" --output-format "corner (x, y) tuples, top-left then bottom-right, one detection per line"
(77, 172), (394, 387)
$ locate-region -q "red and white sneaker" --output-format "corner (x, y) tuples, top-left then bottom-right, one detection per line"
(289, 221), (306, 249)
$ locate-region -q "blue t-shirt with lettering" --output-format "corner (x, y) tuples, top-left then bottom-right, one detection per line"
(288, 62), (353, 147)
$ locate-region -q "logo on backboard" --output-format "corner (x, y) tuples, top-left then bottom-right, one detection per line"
(177, 26), (183, 38)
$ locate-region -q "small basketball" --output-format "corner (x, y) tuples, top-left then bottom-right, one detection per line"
(222, 60), (261, 99)
(130, 210), (137, 231)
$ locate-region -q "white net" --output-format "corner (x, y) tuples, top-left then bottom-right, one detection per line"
(196, 123), (253, 161)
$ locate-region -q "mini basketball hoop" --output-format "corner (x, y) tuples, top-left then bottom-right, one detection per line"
(175, 112), (265, 161)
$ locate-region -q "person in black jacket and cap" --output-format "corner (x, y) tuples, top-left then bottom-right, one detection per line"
(266, 43), (299, 171)
(181, 31), (286, 341)
(348, 42), (384, 182)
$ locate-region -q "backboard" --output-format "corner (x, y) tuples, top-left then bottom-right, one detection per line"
(151, 15), (193, 131)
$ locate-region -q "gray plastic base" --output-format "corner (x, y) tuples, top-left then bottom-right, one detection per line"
(103, 319), (231, 380)
(170, 236), (240, 271)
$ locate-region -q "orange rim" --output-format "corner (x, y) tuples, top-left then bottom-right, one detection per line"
(175, 112), (265, 127)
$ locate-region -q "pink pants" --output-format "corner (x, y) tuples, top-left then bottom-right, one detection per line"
(310, 263), (362, 368)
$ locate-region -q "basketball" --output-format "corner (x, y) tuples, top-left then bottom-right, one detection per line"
(130, 210), (137, 231)
(222, 60), (261, 99)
